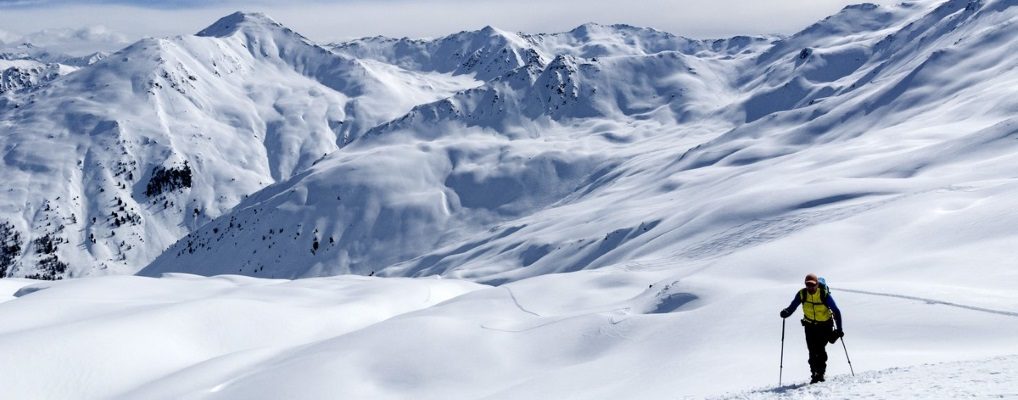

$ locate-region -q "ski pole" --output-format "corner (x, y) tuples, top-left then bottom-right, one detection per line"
(779, 318), (786, 386)
(841, 336), (855, 376)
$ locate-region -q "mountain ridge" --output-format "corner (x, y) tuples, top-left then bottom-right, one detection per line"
(2, 0), (1016, 281)
(0, 12), (482, 278)
(145, 0), (1017, 282)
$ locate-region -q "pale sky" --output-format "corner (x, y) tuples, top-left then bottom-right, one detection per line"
(0, 0), (899, 54)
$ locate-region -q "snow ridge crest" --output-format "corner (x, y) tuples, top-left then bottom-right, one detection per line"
(196, 11), (284, 38)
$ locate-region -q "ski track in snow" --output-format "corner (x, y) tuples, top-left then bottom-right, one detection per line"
(836, 287), (1018, 318)
(504, 285), (542, 317)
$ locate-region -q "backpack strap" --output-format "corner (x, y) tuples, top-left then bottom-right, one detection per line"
(800, 287), (828, 302)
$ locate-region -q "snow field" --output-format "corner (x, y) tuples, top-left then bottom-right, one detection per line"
(0, 274), (484, 399)
(4, 251), (1017, 399)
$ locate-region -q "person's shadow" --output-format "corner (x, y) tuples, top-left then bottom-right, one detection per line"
(767, 382), (812, 393)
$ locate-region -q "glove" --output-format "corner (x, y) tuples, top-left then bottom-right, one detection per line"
(780, 309), (791, 318)
(829, 329), (844, 344)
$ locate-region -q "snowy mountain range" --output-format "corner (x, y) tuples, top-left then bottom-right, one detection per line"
(1, 43), (105, 95)
(2, 1), (1016, 283)
(1, 0), (1017, 398)
(145, 0), (1016, 285)
(1, 11), (483, 278)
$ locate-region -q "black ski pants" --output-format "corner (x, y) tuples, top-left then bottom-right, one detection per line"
(803, 319), (834, 377)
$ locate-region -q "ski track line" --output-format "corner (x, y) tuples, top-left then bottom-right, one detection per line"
(504, 286), (542, 317)
(837, 288), (1018, 318)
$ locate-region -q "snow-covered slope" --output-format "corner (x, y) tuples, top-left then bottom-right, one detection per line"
(0, 12), (480, 279)
(0, 274), (486, 399)
(332, 25), (541, 82)
(3, 1), (1018, 398)
(0, 42), (107, 67)
(0, 43), (101, 95)
(145, 0), (1018, 286)
(140, 20), (770, 279)
(720, 355), (1018, 399)
(0, 59), (76, 94)
(1, 268), (1016, 399)
(142, 27), (746, 278)
(331, 22), (770, 80)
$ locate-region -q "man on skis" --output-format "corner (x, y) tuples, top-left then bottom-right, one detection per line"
(780, 273), (844, 384)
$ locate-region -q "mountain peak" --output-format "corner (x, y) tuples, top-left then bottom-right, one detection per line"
(569, 22), (646, 34)
(563, 22), (676, 44)
(477, 25), (519, 40)
(567, 22), (607, 38)
(570, 22), (604, 32)
(842, 2), (880, 11)
(196, 12), (283, 38)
